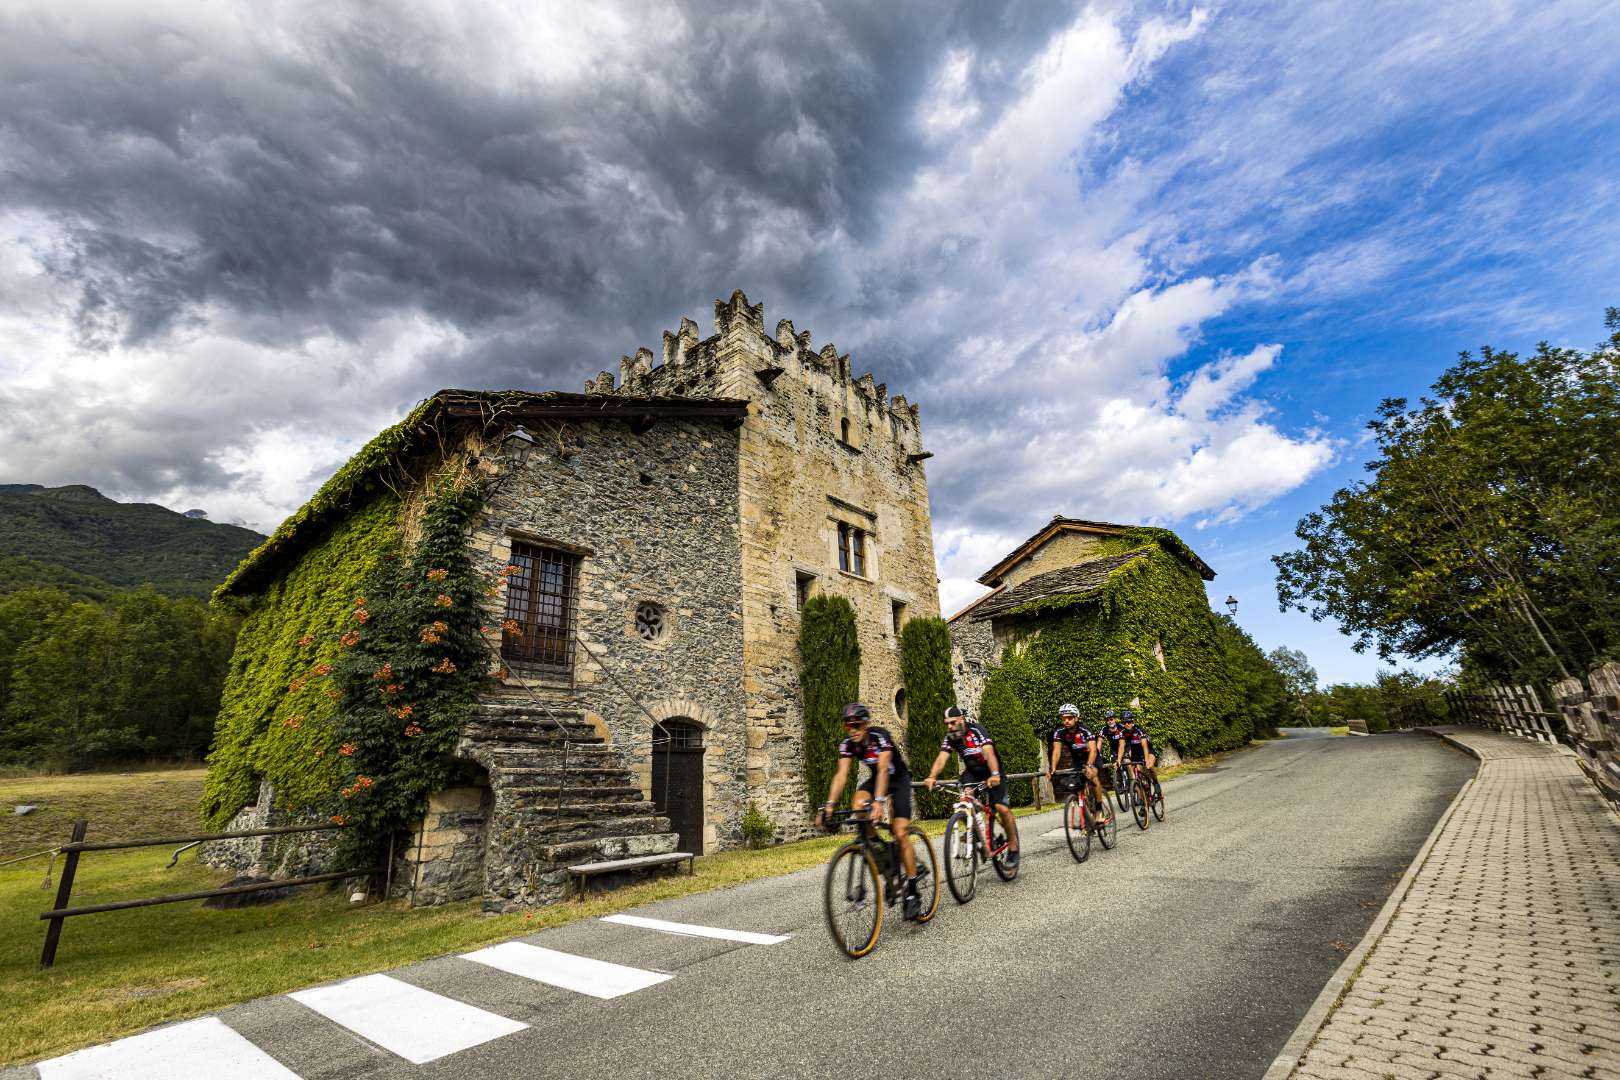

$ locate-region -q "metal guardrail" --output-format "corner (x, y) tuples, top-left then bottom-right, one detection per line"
(37, 818), (376, 968)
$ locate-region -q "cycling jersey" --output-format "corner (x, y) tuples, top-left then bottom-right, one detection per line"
(1122, 726), (1151, 762)
(941, 722), (996, 777)
(840, 725), (907, 778)
(1100, 720), (1125, 752)
(1050, 723), (1098, 766)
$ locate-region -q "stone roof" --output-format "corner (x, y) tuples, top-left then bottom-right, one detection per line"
(968, 550), (1149, 621)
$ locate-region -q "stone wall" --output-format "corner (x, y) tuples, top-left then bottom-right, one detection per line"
(948, 613), (1002, 719)
(995, 530), (1109, 589)
(466, 414), (748, 852)
(199, 777), (339, 878)
(592, 290), (941, 837)
(396, 783), (491, 906)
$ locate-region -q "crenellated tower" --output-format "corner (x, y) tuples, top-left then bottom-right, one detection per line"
(590, 289), (940, 832)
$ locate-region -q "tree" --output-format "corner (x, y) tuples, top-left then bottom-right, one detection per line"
(1266, 646), (1318, 724)
(977, 655), (1041, 805)
(1213, 616), (1290, 739)
(1275, 309), (1620, 684)
(900, 616), (957, 817)
(797, 594), (861, 811)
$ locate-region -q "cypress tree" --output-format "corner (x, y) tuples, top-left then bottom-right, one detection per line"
(900, 616), (957, 817)
(978, 657), (1042, 805)
(797, 594), (861, 810)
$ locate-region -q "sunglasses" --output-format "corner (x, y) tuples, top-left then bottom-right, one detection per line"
(843, 719), (866, 728)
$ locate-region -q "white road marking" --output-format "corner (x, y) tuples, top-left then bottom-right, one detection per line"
(463, 941), (673, 999)
(288, 973), (526, 1064)
(601, 913), (790, 944)
(38, 1016), (300, 1080)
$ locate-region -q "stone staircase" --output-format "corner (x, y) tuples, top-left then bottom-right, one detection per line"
(457, 697), (682, 908)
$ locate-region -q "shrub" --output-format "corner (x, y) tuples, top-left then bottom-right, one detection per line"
(797, 594), (860, 811)
(900, 616), (957, 817)
(740, 803), (776, 849)
(977, 656), (1042, 804)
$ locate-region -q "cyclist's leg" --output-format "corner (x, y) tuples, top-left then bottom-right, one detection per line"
(1085, 765), (1106, 810)
(889, 782), (918, 877)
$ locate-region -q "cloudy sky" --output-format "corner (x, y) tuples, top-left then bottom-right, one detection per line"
(3, 0), (1617, 682)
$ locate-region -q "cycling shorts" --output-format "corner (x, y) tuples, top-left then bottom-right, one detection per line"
(859, 774), (914, 820)
(961, 765), (1008, 808)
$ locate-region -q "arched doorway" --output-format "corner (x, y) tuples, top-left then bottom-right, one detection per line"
(651, 719), (705, 854)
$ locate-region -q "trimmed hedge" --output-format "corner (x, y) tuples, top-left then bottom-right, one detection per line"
(900, 616), (958, 817)
(977, 653), (1041, 804)
(797, 594), (861, 810)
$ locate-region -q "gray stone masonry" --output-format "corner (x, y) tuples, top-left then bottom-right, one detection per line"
(1291, 727), (1620, 1080)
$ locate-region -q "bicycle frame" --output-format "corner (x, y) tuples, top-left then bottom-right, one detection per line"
(940, 781), (1009, 859)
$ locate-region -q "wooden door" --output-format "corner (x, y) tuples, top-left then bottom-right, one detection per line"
(651, 720), (705, 854)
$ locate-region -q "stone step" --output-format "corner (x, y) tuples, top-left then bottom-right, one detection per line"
(493, 766), (636, 785)
(463, 725), (604, 747)
(483, 743), (615, 758)
(503, 784), (647, 805)
(530, 814), (672, 844)
(472, 702), (589, 723)
(537, 830), (681, 865)
(503, 798), (663, 819)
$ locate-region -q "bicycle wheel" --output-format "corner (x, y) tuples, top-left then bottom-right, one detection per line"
(1096, 795), (1117, 849)
(1151, 778), (1165, 822)
(942, 809), (978, 904)
(1131, 779), (1150, 830)
(1064, 793), (1091, 863)
(902, 827), (940, 924)
(823, 843), (883, 958)
(1113, 765), (1130, 812)
(991, 814), (1019, 881)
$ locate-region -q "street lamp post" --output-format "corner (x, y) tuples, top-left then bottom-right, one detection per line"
(1224, 595), (1238, 617)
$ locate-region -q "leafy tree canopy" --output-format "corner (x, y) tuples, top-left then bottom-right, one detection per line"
(1275, 309), (1620, 684)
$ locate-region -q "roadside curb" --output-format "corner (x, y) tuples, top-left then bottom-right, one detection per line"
(1259, 736), (1480, 1080)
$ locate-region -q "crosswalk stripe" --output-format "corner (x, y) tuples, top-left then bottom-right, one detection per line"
(37, 1016), (300, 1080)
(462, 941), (673, 999)
(601, 913), (790, 944)
(288, 973), (526, 1064)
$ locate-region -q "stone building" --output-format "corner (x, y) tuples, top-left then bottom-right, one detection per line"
(948, 516), (1216, 721)
(205, 290), (938, 907)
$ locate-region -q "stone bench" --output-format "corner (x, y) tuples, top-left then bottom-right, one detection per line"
(567, 852), (694, 900)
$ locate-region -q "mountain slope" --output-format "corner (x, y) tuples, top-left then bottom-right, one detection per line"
(0, 485), (266, 600)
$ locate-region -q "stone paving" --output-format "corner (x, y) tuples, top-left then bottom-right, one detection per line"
(1293, 727), (1620, 1080)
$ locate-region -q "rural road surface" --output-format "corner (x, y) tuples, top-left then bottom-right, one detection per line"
(23, 733), (1475, 1080)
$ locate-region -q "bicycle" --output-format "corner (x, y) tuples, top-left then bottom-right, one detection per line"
(935, 779), (1018, 904)
(1110, 757), (1132, 813)
(1053, 769), (1117, 862)
(822, 808), (940, 958)
(1122, 760), (1162, 830)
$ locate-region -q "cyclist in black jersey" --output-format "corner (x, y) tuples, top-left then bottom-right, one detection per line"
(922, 705), (1019, 866)
(816, 703), (923, 917)
(1120, 710), (1161, 795)
(1099, 710), (1126, 764)
(1046, 703), (1109, 818)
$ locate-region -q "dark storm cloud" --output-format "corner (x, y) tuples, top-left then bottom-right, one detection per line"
(0, 1), (1076, 369)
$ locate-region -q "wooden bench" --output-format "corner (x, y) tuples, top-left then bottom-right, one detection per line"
(567, 852), (694, 900)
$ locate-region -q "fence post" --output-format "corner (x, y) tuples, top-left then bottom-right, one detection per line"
(40, 818), (87, 969)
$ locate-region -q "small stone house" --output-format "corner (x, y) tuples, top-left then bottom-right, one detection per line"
(948, 517), (1238, 762)
(205, 290), (939, 906)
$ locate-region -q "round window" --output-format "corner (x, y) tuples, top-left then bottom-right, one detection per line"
(635, 602), (667, 642)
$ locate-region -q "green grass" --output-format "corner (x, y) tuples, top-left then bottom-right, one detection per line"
(1329, 725), (1350, 736)
(0, 769), (209, 859)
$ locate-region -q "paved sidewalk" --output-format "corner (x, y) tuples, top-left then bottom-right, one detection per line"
(1291, 727), (1620, 1080)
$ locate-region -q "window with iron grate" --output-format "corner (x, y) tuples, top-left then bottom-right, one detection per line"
(502, 543), (579, 672)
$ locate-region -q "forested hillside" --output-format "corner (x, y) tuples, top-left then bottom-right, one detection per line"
(0, 485), (264, 600)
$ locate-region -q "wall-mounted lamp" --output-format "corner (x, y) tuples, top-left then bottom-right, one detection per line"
(1224, 595), (1239, 616)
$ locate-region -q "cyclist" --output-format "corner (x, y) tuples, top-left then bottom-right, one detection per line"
(1046, 703), (1109, 818)
(1099, 708), (1126, 790)
(1120, 710), (1162, 800)
(815, 703), (923, 917)
(923, 705), (1019, 867)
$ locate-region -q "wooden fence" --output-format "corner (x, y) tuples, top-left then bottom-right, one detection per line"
(1443, 684), (1561, 743)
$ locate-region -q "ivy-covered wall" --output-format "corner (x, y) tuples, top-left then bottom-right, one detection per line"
(201, 493), (402, 828)
(979, 538), (1250, 761)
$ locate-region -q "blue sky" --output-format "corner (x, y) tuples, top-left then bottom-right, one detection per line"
(1, 1), (1616, 685)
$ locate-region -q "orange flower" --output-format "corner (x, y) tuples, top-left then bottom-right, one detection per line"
(330, 814), (346, 826)
(353, 596), (367, 607)
(501, 619), (522, 635)
(295, 633), (315, 648)
(283, 714), (303, 729)
(498, 667), (511, 680)
(403, 723), (424, 737)
(501, 564), (523, 577)
(312, 662), (332, 676)
(431, 620), (448, 633)
(434, 594), (453, 608)
(372, 662), (393, 681)
(340, 629), (361, 647)
(352, 609), (370, 624)
(385, 683), (400, 694)
(420, 628), (441, 644)
(357, 776), (374, 789)
(426, 568), (449, 581)
(339, 742), (356, 757)
(288, 677), (307, 692)
(431, 657), (457, 674)
(390, 704), (414, 719)
(324, 688), (340, 700)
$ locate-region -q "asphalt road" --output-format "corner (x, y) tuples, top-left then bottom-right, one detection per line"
(23, 733), (1476, 1080)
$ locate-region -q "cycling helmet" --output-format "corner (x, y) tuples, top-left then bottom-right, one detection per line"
(1101, 709), (1117, 720)
(841, 703), (870, 725)
(944, 706), (966, 719)
(1120, 709), (1137, 724)
(1058, 703), (1080, 718)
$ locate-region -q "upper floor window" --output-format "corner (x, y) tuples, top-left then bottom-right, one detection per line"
(839, 417), (851, 444)
(838, 522), (867, 577)
(502, 542), (579, 673)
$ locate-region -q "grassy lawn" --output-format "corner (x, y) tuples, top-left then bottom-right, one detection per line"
(0, 769), (208, 858)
